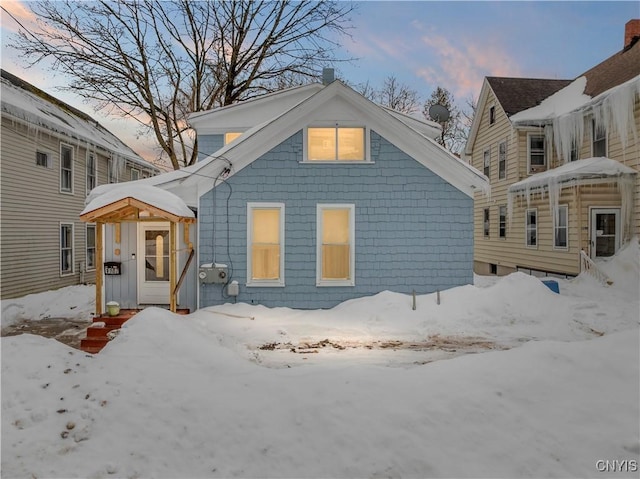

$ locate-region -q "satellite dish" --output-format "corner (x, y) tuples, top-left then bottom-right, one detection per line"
(428, 104), (450, 123)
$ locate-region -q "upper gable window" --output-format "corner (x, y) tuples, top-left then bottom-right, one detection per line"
(224, 132), (242, 145)
(489, 106), (496, 125)
(307, 127), (366, 162)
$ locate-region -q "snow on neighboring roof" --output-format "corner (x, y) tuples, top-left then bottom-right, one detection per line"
(0, 70), (155, 170)
(81, 183), (195, 219)
(508, 157), (636, 194)
(510, 77), (591, 124)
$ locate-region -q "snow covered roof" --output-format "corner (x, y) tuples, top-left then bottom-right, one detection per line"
(508, 157), (636, 194)
(81, 183), (195, 222)
(0, 70), (157, 171)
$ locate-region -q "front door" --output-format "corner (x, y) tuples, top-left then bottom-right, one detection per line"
(590, 209), (620, 258)
(137, 222), (171, 304)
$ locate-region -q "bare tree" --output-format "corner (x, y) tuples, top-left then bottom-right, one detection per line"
(423, 86), (464, 154)
(353, 75), (420, 114)
(7, 0), (354, 169)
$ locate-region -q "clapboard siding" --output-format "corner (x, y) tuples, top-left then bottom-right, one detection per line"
(471, 86), (638, 277)
(1, 116), (156, 299)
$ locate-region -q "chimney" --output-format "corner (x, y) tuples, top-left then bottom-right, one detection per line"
(322, 68), (335, 85)
(624, 19), (640, 49)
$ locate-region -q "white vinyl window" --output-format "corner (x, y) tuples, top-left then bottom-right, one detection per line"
(483, 149), (491, 178)
(247, 203), (285, 287)
(499, 205), (506, 238)
(307, 127), (366, 162)
(592, 120), (607, 157)
(483, 208), (490, 238)
(86, 224), (96, 270)
(60, 144), (74, 193)
(36, 151), (51, 168)
(60, 223), (74, 275)
(554, 205), (568, 249)
(317, 204), (355, 287)
(498, 141), (507, 179)
(86, 153), (97, 194)
(527, 133), (546, 172)
(526, 209), (538, 248)
(108, 158), (118, 183)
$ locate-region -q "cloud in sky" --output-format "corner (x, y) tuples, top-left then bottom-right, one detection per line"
(0, 0), (36, 33)
(416, 31), (522, 102)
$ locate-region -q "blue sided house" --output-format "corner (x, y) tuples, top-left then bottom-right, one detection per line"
(82, 74), (489, 314)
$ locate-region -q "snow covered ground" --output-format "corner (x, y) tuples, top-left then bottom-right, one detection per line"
(2, 241), (639, 478)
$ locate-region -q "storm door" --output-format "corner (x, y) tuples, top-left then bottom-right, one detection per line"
(137, 222), (171, 304)
(590, 209), (620, 258)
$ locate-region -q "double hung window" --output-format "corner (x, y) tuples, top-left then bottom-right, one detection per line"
(61, 223), (74, 275)
(86, 153), (97, 193)
(526, 209), (537, 247)
(247, 203), (285, 287)
(554, 205), (568, 249)
(60, 144), (73, 193)
(528, 134), (546, 172)
(317, 204), (355, 286)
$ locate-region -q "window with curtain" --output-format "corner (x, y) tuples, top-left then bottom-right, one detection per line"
(247, 203), (284, 286)
(317, 204), (354, 286)
(307, 127), (365, 161)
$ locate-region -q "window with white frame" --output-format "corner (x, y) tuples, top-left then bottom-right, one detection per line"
(498, 141), (507, 179)
(36, 151), (51, 168)
(60, 144), (73, 193)
(489, 106), (495, 125)
(483, 208), (490, 238)
(569, 140), (579, 162)
(499, 206), (506, 238)
(483, 148), (490, 178)
(317, 204), (355, 286)
(526, 209), (537, 247)
(86, 224), (96, 270)
(60, 223), (74, 275)
(131, 169), (139, 181)
(554, 205), (568, 249)
(86, 153), (97, 193)
(592, 119), (607, 157)
(247, 203), (285, 286)
(307, 127), (365, 161)
(528, 133), (546, 171)
(108, 158), (118, 183)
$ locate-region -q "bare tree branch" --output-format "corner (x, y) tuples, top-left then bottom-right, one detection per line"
(8, 0), (354, 169)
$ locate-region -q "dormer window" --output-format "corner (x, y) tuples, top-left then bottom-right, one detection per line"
(307, 127), (366, 162)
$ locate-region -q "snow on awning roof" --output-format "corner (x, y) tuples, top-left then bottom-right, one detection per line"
(81, 184), (195, 223)
(508, 157), (636, 194)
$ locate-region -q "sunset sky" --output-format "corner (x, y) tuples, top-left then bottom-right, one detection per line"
(1, 1), (638, 164)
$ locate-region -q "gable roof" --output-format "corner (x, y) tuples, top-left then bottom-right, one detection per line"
(486, 77), (573, 117)
(580, 35), (640, 97)
(93, 80), (488, 206)
(0, 69), (157, 171)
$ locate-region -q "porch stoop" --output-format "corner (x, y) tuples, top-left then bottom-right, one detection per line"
(80, 308), (190, 354)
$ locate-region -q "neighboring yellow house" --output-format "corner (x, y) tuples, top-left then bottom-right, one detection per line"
(466, 19), (640, 278)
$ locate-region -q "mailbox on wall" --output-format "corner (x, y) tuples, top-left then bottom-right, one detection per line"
(104, 262), (122, 275)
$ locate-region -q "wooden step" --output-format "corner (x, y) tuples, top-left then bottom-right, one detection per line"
(86, 325), (120, 339)
(80, 337), (109, 354)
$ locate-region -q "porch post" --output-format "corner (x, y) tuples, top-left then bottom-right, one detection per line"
(96, 221), (104, 316)
(169, 221), (177, 313)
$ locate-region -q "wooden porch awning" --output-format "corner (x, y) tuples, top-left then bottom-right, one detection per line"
(80, 184), (196, 315)
(80, 184), (196, 224)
